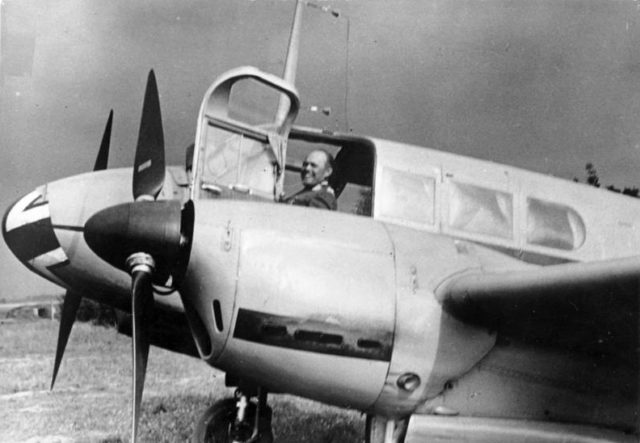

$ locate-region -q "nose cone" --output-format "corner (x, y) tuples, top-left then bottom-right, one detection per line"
(3, 187), (69, 286)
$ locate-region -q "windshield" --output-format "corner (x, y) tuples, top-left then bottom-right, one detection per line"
(191, 67), (300, 202)
(199, 126), (277, 200)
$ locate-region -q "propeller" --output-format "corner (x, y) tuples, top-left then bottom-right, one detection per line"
(130, 259), (154, 440)
(84, 70), (194, 443)
(126, 70), (165, 442)
(50, 291), (81, 390)
(94, 110), (113, 171)
(51, 110), (114, 390)
(133, 70), (165, 201)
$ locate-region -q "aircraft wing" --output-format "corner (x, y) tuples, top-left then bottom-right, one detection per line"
(437, 256), (639, 364)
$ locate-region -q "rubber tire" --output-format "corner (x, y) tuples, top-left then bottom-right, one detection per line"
(193, 398), (273, 443)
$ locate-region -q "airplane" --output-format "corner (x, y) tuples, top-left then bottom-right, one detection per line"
(2, 1), (638, 442)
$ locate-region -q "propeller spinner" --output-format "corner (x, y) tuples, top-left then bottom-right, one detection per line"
(83, 70), (194, 442)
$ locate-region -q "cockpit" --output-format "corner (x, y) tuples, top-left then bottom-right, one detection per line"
(190, 66), (374, 216)
(188, 65), (589, 261)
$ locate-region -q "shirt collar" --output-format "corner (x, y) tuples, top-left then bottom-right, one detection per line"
(311, 181), (334, 195)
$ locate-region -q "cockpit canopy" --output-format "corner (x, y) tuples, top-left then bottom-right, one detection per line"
(191, 66), (375, 214)
(191, 66), (300, 202)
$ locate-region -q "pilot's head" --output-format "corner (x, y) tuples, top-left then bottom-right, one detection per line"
(301, 149), (334, 189)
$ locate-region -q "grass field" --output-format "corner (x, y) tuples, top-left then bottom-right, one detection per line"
(0, 318), (364, 442)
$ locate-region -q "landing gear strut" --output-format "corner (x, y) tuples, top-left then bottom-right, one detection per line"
(365, 414), (409, 443)
(193, 388), (273, 443)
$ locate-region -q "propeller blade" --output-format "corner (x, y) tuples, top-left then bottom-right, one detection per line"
(94, 110), (113, 171)
(50, 291), (82, 390)
(131, 267), (154, 443)
(133, 70), (165, 201)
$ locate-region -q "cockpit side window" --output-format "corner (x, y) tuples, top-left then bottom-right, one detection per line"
(285, 128), (376, 216)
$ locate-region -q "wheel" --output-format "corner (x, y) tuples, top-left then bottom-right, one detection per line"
(193, 398), (273, 443)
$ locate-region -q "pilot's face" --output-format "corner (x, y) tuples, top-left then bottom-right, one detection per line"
(301, 151), (332, 188)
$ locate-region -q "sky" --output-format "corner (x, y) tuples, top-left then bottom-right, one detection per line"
(1, 0), (639, 299)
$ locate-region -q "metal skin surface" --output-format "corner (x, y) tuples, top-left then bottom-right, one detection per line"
(373, 138), (640, 264)
(418, 337), (638, 435)
(4, 3), (638, 441)
(404, 416), (638, 443)
(4, 168), (187, 313)
(3, 54), (640, 443)
(2, 167), (496, 415)
(162, 198), (500, 415)
(181, 200), (396, 410)
(4, 139), (639, 441)
(373, 225), (496, 418)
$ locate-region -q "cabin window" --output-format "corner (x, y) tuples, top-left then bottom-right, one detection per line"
(447, 182), (513, 239)
(526, 198), (585, 250)
(378, 167), (435, 226)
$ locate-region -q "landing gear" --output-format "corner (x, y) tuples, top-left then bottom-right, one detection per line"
(193, 388), (273, 443)
(365, 414), (409, 443)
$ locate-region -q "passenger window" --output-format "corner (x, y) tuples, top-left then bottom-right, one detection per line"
(526, 198), (585, 250)
(378, 168), (435, 226)
(448, 182), (513, 239)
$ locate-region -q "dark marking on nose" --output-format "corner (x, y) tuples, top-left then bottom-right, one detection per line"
(4, 216), (59, 262)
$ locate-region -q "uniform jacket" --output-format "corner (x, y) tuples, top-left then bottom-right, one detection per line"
(284, 183), (337, 210)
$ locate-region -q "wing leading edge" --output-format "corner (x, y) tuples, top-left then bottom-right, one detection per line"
(436, 256), (639, 364)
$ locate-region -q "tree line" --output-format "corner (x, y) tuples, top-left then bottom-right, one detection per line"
(574, 163), (639, 197)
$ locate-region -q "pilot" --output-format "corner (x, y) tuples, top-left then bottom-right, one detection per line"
(284, 149), (337, 210)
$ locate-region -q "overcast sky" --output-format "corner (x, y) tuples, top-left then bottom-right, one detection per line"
(1, 0), (639, 299)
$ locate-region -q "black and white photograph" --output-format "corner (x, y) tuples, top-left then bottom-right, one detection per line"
(1, 1), (638, 442)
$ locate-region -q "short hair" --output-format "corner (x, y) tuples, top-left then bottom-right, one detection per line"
(313, 149), (335, 172)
